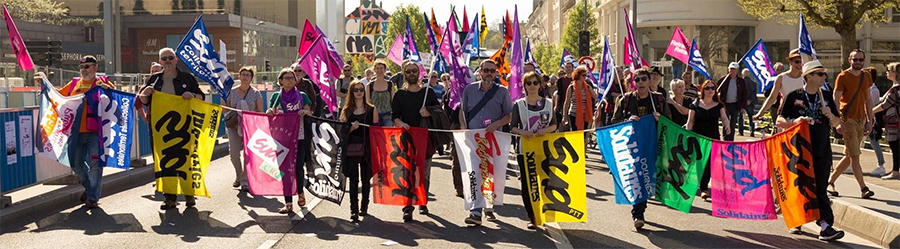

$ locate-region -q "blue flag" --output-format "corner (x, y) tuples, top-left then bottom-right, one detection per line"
(424, 13), (447, 75)
(176, 16), (234, 98)
(523, 39), (543, 75)
(404, 16), (421, 62)
(741, 39), (778, 94)
(86, 87), (136, 170)
(560, 49), (576, 69)
(596, 115), (658, 205)
(798, 14), (817, 59)
(465, 13), (481, 61)
(688, 39), (711, 80)
(598, 36), (617, 99)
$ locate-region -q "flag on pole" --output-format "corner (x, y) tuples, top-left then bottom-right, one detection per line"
(665, 27), (691, 64)
(688, 39), (712, 80)
(523, 39), (543, 75)
(623, 9), (649, 70)
(175, 15), (234, 98)
(430, 9), (443, 43)
(314, 26), (345, 75)
(2, 4), (34, 71)
(299, 37), (339, 114)
(446, 16), (475, 110)
(424, 13), (448, 75)
(559, 49), (577, 69)
(479, 6), (487, 46)
(798, 14), (817, 60)
(504, 10), (513, 42)
(741, 39), (778, 93)
(509, 5), (524, 102)
(218, 40), (227, 63)
(463, 13), (481, 62)
(598, 36), (617, 100)
(297, 19), (319, 56)
(462, 5), (470, 33)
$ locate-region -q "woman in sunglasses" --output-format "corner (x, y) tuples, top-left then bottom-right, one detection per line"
(339, 80), (378, 222)
(510, 72), (557, 230)
(428, 71), (445, 102)
(686, 80), (731, 201)
(267, 68), (313, 214)
(562, 66), (599, 132)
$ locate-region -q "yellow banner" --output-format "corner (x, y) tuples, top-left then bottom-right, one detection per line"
(151, 92), (221, 197)
(521, 131), (587, 226)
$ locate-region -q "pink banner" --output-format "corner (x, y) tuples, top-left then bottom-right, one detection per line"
(241, 112), (301, 196)
(710, 141), (777, 220)
(665, 27), (690, 64)
(508, 5), (524, 102)
(2, 4), (34, 71)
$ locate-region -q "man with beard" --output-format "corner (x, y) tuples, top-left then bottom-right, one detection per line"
(827, 49), (876, 199)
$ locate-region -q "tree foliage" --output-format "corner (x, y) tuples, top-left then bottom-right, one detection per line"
(133, 0), (148, 15)
(383, 4), (429, 73)
(736, 0), (900, 69)
(532, 42), (563, 75)
(561, 0), (600, 58)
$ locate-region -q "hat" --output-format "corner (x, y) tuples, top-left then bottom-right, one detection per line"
(728, 62), (740, 69)
(802, 60), (826, 77)
(80, 55), (98, 64)
(650, 66), (663, 76)
(786, 48), (801, 60)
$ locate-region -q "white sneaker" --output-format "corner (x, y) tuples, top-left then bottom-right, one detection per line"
(871, 166), (886, 176)
(844, 167), (853, 174)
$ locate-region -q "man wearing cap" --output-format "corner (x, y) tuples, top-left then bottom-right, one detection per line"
(776, 60), (845, 241)
(827, 49), (876, 199)
(755, 49), (806, 125)
(648, 66), (669, 100)
(717, 62), (748, 141)
(60, 55), (116, 209)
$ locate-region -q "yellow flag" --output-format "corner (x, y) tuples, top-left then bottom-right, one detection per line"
(479, 6), (487, 45)
(151, 92), (221, 197)
(521, 131), (587, 226)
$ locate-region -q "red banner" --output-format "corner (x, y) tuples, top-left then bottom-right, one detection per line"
(765, 122), (820, 228)
(369, 126), (428, 206)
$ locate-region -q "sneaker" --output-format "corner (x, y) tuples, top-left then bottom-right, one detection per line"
(419, 206), (429, 215)
(350, 213), (360, 223)
(861, 187), (875, 199)
(464, 214), (482, 226)
(818, 227), (845, 241)
(633, 219), (645, 229)
(788, 226), (802, 234)
(882, 171), (900, 180)
(485, 211), (497, 221)
(871, 166), (886, 177)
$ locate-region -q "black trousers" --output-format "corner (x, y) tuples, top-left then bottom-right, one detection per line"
(344, 155), (371, 214)
(516, 155), (536, 224)
(724, 103), (740, 141)
(890, 140), (900, 172)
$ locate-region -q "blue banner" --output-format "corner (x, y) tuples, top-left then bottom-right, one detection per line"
(86, 87), (136, 170)
(598, 36), (616, 99)
(176, 16), (234, 98)
(596, 115), (658, 205)
(798, 14), (817, 58)
(560, 49), (576, 68)
(465, 13), (481, 61)
(688, 39), (712, 80)
(741, 39), (778, 94)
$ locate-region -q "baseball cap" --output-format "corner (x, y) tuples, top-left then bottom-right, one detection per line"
(728, 62), (739, 69)
(80, 55), (98, 64)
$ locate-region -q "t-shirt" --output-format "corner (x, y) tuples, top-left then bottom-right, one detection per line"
(60, 78), (115, 133)
(834, 70), (873, 119)
(879, 85), (900, 141)
(685, 83), (700, 101)
(391, 87), (440, 128)
(555, 76), (572, 112)
(726, 78), (738, 103)
(779, 88), (839, 164)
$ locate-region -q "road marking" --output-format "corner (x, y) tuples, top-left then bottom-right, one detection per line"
(256, 239), (278, 249)
(545, 222), (574, 249)
(256, 196), (323, 249)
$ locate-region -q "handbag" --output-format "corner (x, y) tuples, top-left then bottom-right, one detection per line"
(224, 88), (252, 128)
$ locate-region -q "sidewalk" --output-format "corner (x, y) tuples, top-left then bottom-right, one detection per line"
(734, 133), (900, 248)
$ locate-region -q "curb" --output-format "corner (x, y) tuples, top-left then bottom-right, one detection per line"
(0, 142), (231, 227)
(831, 198), (900, 248)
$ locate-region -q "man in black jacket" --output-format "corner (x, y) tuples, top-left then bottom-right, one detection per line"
(717, 62), (748, 141)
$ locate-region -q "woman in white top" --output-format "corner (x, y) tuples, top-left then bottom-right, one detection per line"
(224, 67), (264, 191)
(754, 50), (806, 121)
(510, 72), (557, 230)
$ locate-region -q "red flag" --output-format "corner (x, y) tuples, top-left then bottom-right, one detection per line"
(430, 8), (443, 44)
(2, 4), (34, 71)
(462, 6), (470, 33)
(297, 19), (319, 56)
(504, 10), (512, 42)
(370, 126), (428, 206)
(490, 42), (511, 86)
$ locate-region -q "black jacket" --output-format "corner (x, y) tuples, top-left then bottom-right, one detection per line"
(716, 75), (748, 108)
(140, 69), (206, 105)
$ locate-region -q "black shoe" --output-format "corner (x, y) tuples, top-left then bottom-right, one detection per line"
(526, 222), (536, 229)
(360, 204), (369, 216)
(788, 226), (801, 234)
(160, 201), (178, 210)
(232, 181), (240, 188)
(84, 199), (99, 209)
(419, 206), (429, 215)
(485, 211), (496, 221)
(186, 196), (196, 208)
(403, 212), (413, 222)
(861, 187), (875, 199)
(464, 214), (482, 226)
(79, 191), (87, 203)
(819, 227), (845, 241)
(351, 213), (360, 223)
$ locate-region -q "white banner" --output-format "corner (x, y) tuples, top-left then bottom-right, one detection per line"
(37, 76), (83, 166)
(453, 130), (511, 210)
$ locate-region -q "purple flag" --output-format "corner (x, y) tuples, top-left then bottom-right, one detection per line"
(299, 37), (338, 114)
(623, 9), (649, 70)
(509, 6), (524, 102)
(598, 36), (617, 100)
(2, 4), (33, 71)
(386, 32), (405, 66)
(314, 26), (344, 79)
(446, 15), (473, 110)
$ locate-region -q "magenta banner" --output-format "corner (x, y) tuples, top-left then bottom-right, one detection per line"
(2, 4), (34, 71)
(241, 112), (301, 196)
(710, 141), (776, 220)
(665, 27), (690, 64)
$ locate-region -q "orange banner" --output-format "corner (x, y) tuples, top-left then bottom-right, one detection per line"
(765, 122), (819, 228)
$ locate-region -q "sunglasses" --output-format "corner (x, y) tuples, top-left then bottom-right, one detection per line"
(404, 69), (418, 74)
(293, 70), (303, 73)
(430, 76), (438, 78)
(352, 88), (365, 92)
(524, 80), (540, 86)
(810, 72), (827, 77)
(160, 56), (176, 61)
(481, 68), (498, 73)
(791, 59), (802, 64)
(634, 76), (649, 82)
(851, 58), (865, 62)
(704, 87), (716, 90)
(79, 64), (95, 69)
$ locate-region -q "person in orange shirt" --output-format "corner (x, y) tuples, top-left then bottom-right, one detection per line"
(60, 55), (115, 209)
(827, 49), (876, 199)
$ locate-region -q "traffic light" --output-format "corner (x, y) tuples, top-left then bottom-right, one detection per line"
(264, 59), (271, 72)
(25, 40), (62, 68)
(578, 31), (590, 57)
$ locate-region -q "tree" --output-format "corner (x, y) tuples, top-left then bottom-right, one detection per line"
(2, 0), (100, 26)
(133, 0), (148, 15)
(383, 4), (429, 72)
(171, 0), (180, 12)
(561, 0), (601, 58)
(737, 0), (900, 69)
(181, 0), (197, 13)
(481, 20), (504, 50)
(532, 42), (562, 75)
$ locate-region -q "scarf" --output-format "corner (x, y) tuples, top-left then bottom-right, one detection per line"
(574, 80), (593, 130)
(280, 86), (303, 113)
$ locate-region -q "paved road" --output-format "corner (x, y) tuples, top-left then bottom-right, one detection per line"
(0, 148), (884, 248)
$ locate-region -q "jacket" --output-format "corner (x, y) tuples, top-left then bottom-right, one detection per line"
(140, 69), (206, 106)
(422, 105), (452, 159)
(716, 75), (748, 108)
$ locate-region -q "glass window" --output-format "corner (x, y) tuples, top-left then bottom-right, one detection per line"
(763, 41), (791, 66)
(893, 8), (900, 23)
(697, 26), (755, 79)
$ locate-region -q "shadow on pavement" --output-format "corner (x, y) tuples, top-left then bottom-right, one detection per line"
(726, 229), (880, 249)
(29, 206), (146, 235)
(150, 208), (255, 243)
(564, 229), (643, 248)
(641, 222), (768, 248)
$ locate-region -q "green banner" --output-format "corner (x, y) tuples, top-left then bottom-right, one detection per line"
(655, 117), (712, 213)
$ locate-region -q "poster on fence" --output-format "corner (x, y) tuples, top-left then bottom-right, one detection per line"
(521, 131), (587, 226)
(151, 92), (221, 197)
(241, 112), (300, 196)
(305, 117), (349, 204)
(655, 117), (711, 213)
(37, 78), (83, 166)
(710, 141), (776, 220)
(765, 122), (819, 228)
(453, 130), (511, 210)
(369, 126), (427, 206)
(596, 115), (657, 205)
(19, 115), (32, 157)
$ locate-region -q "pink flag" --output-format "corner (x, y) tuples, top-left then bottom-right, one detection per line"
(386, 32), (405, 66)
(241, 112), (301, 196)
(508, 5), (524, 102)
(299, 37), (339, 114)
(297, 19), (319, 56)
(710, 141), (777, 220)
(2, 4), (34, 71)
(623, 9), (649, 70)
(314, 26), (344, 78)
(665, 27), (690, 64)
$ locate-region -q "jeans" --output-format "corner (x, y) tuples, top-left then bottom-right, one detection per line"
(739, 104), (756, 135)
(69, 133), (103, 201)
(285, 140), (309, 203)
(868, 133), (885, 167)
(344, 156), (371, 214)
(226, 127), (248, 187)
(631, 201), (647, 220)
(378, 112), (393, 127)
(724, 103), (740, 141)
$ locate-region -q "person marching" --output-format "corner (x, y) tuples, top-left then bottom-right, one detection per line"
(267, 68), (313, 214)
(686, 80), (731, 201)
(339, 79), (377, 223)
(510, 72), (557, 230)
(223, 67), (263, 191)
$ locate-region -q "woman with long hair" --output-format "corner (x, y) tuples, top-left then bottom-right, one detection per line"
(562, 66), (599, 131)
(874, 62), (900, 180)
(686, 80), (731, 201)
(339, 80), (378, 222)
(267, 68), (313, 214)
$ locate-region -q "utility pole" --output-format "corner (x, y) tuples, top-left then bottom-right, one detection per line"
(631, 0), (637, 49)
(103, 0), (115, 74)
